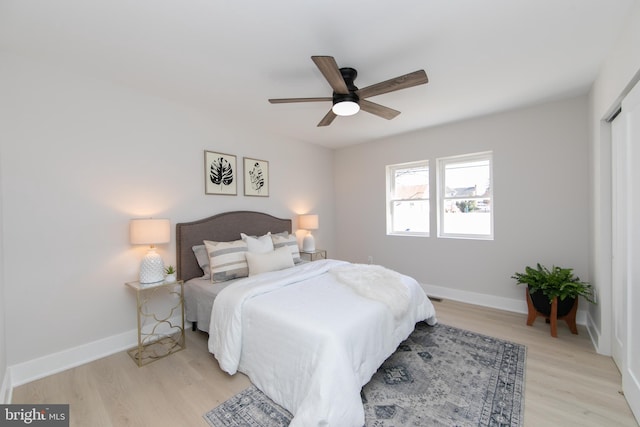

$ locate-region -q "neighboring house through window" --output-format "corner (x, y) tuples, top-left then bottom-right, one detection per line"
(386, 160), (429, 236)
(437, 152), (493, 240)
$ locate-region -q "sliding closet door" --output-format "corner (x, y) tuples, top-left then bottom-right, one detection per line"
(611, 108), (627, 372)
(620, 78), (640, 421)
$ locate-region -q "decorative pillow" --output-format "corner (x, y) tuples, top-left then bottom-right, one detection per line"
(204, 239), (249, 283)
(192, 245), (211, 279)
(246, 246), (295, 276)
(241, 232), (274, 254)
(271, 233), (301, 263)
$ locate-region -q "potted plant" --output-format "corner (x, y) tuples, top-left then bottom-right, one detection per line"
(512, 263), (594, 317)
(164, 265), (177, 283)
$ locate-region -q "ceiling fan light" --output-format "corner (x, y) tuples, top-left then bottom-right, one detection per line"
(332, 100), (360, 116)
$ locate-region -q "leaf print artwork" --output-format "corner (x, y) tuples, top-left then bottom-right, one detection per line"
(249, 162), (265, 193)
(204, 151), (236, 195)
(242, 157), (268, 197)
(210, 157), (234, 188)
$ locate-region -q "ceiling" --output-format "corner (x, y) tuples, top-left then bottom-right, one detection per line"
(0, 0), (636, 149)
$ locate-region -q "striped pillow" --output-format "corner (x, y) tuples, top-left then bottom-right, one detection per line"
(204, 239), (249, 283)
(271, 233), (301, 264)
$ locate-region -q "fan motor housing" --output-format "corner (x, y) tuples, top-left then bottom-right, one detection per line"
(334, 67), (359, 105)
(333, 92), (359, 105)
(339, 67), (359, 92)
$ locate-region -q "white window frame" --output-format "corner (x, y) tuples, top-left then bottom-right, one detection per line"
(386, 160), (429, 237)
(437, 151), (493, 240)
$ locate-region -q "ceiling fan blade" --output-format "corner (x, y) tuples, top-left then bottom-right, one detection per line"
(311, 56), (349, 94)
(269, 97), (332, 104)
(357, 70), (428, 99)
(360, 100), (401, 120)
(317, 109), (337, 127)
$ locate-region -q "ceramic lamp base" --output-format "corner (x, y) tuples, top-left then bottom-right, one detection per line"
(139, 248), (165, 284)
(302, 233), (316, 252)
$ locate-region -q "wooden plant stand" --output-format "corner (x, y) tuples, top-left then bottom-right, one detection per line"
(525, 289), (578, 337)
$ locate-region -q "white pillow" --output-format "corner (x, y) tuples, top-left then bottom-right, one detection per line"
(204, 239), (249, 283)
(246, 246), (295, 276)
(271, 233), (301, 263)
(241, 232), (274, 254)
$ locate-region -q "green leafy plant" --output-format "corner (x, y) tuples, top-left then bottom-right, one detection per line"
(164, 265), (176, 275)
(511, 263), (594, 304)
(456, 200), (478, 213)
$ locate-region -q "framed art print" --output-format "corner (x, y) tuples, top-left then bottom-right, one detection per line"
(244, 157), (269, 197)
(205, 151), (237, 195)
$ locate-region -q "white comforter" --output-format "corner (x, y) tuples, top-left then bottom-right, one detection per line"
(209, 259), (437, 427)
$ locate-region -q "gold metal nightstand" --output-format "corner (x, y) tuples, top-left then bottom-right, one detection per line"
(125, 280), (185, 366)
(300, 249), (327, 262)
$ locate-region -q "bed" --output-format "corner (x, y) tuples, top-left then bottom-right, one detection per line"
(176, 211), (437, 427)
(177, 211), (293, 332)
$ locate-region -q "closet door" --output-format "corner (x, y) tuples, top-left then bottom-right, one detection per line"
(611, 107), (627, 372)
(621, 78), (640, 421)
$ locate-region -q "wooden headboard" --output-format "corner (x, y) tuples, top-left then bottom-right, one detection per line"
(176, 211), (292, 282)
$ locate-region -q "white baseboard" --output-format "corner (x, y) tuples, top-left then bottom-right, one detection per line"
(9, 328), (138, 389)
(585, 310), (610, 356)
(421, 283), (588, 326)
(8, 316), (190, 392)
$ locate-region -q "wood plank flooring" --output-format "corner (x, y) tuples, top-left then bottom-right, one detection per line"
(12, 299), (638, 426)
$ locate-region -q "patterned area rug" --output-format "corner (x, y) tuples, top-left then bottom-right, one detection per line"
(204, 323), (526, 427)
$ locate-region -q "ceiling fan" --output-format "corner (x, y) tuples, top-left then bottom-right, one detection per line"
(268, 56), (429, 127)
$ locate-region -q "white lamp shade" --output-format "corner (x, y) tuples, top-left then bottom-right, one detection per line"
(298, 214), (319, 230)
(130, 219), (170, 245)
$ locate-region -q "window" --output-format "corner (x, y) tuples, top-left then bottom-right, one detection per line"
(386, 160), (429, 236)
(437, 152), (493, 239)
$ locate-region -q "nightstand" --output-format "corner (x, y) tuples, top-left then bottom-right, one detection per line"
(300, 249), (327, 262)
(125, 280), (185, 366)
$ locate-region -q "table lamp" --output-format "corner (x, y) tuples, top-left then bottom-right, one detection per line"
(130, 218), (170, 284)
(298, 214), (319, 252)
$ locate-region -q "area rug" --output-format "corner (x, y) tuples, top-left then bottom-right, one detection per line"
(204, 323), (526, 427)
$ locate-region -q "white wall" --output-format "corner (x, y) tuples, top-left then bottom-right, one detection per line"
(588, 2), (640, 354)
(334, 96), (590, 309)
(0, 52), (335, 379)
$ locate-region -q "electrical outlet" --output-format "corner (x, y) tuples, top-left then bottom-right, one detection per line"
(367, 256), (373, 264)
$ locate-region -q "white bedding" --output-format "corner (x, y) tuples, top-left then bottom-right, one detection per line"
(209, 259), (437, 427)
(330, 263), (411, 319)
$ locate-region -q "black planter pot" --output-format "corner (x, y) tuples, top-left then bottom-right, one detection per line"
(529, 288), (576, 317)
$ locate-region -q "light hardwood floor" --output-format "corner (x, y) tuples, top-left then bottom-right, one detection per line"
(12, 299), (639, 427)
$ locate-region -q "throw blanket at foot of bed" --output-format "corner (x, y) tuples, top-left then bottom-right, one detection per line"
(331, 264), (412, 319)
(209, 259), (437, 427)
